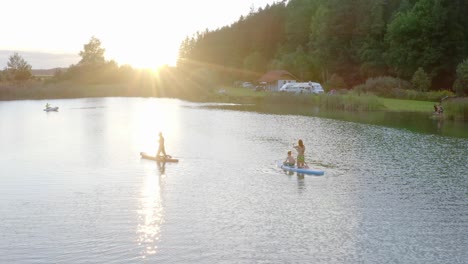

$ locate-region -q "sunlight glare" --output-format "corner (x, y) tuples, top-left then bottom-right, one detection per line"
(137, 171), (166, 257)
(111, 40), (177, 69)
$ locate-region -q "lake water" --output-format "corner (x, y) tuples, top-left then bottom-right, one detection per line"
(1, 97), (467, 263)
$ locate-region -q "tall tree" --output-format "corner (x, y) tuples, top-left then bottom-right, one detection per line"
(357, 0), (388, 78)
(62, 36), (124, 84)
(6, 52), (32, 81)
(285, 0), (321, 52)
(78, 36), (106, 66)
(308, 0), (376, 85)
(308, 3), (331, 82)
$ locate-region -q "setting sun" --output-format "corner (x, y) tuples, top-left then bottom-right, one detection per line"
(110, 41), (178, 69)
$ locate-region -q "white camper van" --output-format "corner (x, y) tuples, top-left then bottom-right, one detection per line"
(309, 82), (324, 94)
(279, 82), (324, 94)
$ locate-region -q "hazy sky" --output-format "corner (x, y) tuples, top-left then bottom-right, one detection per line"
(1, 0), (280, 69)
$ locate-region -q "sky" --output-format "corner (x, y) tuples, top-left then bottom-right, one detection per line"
(0, 0), (280, 69)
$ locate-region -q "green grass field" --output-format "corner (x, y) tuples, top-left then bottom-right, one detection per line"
(381, 98), (436, 112)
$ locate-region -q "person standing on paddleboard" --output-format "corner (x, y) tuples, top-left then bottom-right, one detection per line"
(293, 139), (305, 168)
(156, 132), (167, 157)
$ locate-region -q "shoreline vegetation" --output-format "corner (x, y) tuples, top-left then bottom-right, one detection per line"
(1, 80), (467, 121)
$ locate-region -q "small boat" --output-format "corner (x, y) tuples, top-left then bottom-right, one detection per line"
(140, 152), (179, 162)
(277, 160), (324, 176)
(44, 106), (59, 112)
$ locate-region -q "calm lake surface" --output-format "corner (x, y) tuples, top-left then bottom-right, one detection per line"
(1, 97), (467, 263)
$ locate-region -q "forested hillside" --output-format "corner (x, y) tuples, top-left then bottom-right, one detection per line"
(178, 0), (468, 90)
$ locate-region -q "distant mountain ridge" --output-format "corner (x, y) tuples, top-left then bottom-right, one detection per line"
(0, 50), (79, 69)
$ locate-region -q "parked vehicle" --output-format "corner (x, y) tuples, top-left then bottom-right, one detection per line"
(279, 82), (324, 94)
(242, 82), (254, 88)
(279, 82), (295, 92)
(309, 82), (324, 94)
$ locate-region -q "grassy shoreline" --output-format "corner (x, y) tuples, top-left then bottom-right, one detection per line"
(381, 98), (435, 112)
(214, 87), (436, 113)
(1, 82), (466, 119)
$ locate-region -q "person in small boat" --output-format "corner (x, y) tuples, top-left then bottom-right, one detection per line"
(293, 139), (306, 168)
(283, 151), (296, 166)
(156, 132), (167, 158)
(46, 103), (51, 109)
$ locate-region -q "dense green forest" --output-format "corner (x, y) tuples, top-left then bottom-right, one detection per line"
(178, 0), (468, 92)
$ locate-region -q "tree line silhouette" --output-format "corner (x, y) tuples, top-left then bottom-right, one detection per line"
(178, 0), (468, 93)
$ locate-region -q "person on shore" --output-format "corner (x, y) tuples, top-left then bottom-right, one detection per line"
(434, 104), (444, 114)
(293, 139), (306, 168)
(283, 151), (296, 167)
(156, 132), (167, 157)
(438, 104), (444, 114)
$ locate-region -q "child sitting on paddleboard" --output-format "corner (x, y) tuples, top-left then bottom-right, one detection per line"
(283, 151), (296, 166)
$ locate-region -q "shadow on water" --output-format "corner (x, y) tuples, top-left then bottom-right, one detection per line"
(156, 161), (166, 175)
(280, 169), (306, 193)
(204, 104), (468, 138)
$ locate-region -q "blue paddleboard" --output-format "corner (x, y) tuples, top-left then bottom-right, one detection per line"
(277, 161), (324, 176)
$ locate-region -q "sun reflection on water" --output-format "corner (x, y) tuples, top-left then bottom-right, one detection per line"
(137, 166), (166, 257)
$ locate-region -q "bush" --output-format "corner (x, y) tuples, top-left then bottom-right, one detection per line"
(424, 90), (455, 102)
(454, 59), (468, 96)
(444, 97), (468, 120)
(389, 88), (454, 101)
(354, 76), (411, 97)
(355, 75), (454, 101)
(411, 67), (430, 92)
